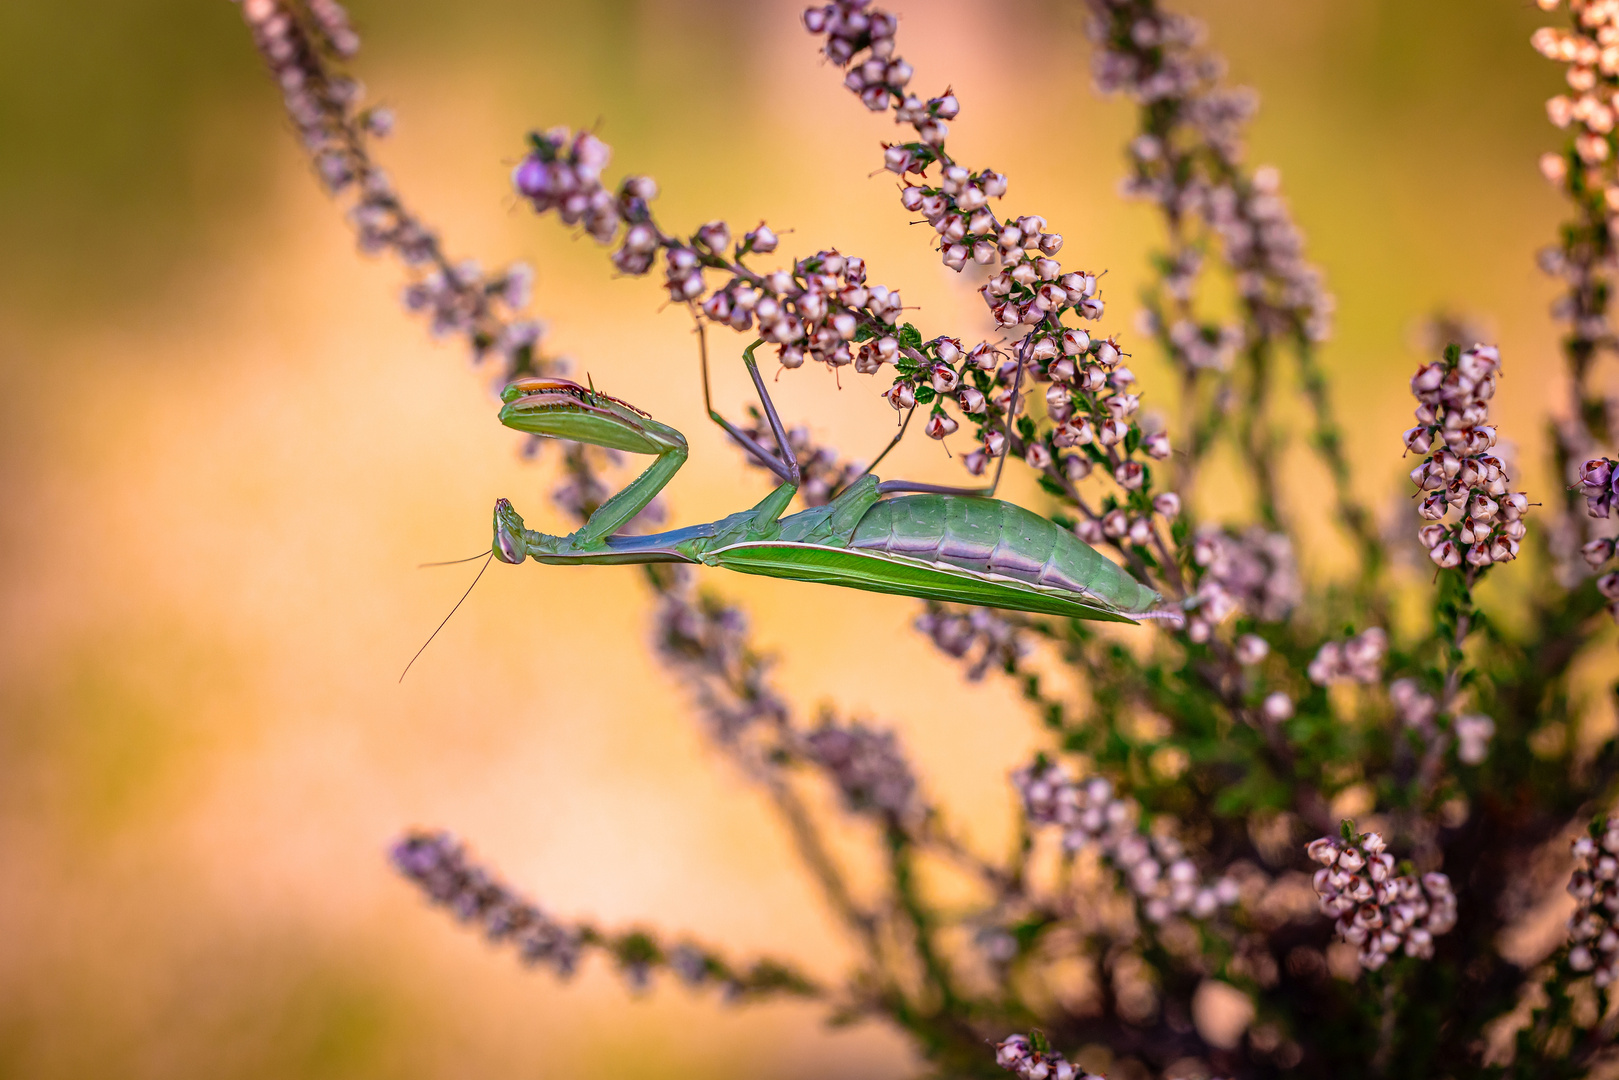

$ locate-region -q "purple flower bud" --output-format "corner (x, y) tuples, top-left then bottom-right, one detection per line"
(1430, 540), (1462, 568)
(1404, 426), (1434, 455)
(1235, 634), (1269, 665)
(925, 412), (958, 440)
(514, 156), (553, 199)
(1153, 492), (1181, 517)
(1583, 538), (1615, 569)
(1581, 458), (1614, 492)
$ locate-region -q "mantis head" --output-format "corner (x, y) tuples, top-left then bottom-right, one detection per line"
(498, 377), (687, 456)
(492, 498), (529, 563)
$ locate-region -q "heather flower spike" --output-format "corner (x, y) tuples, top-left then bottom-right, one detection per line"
(236, 0), (1619, 1075)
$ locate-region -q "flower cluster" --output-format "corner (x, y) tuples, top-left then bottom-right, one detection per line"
(655, 583), (789, 743)
(391, 830), (820, 998)
(1567, 816), (1619, 987)
(1088, 1), (1332, 348)
(1576, 477), (1619, 619)
(801, 0), (1187, 536)
(1307, 830), (1457, 970)
(391, 829), (585, 977)
(1014, 761), (1239, 924)
(1306, 627), (1388, 686)
(1406, 344), (1528, 570)
(1535, 3), (1619, 183)
(1184, 525), (1301, 636)
(994, 1034), (1100, 1080)
(234, 0), (545, 373)
(1388, 678), (1496, 766)
(513, 126), (906, 372)
(913, 603), (1025, 681)
(801, 719), (919, 822)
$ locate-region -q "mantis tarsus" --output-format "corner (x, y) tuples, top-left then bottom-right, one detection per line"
(489, 338), (1160, 622)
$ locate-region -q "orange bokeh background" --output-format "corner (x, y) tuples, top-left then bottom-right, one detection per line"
(0, 0), (1580, 1076)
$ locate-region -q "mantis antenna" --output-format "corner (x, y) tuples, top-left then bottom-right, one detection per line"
(418, 550), (496, 568)
(399, 551), (495, 682)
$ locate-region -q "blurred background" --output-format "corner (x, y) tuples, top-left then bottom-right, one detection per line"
(0, 0), (1573, 1076)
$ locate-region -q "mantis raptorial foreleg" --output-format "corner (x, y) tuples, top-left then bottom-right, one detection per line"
(497, 379), (690, 546)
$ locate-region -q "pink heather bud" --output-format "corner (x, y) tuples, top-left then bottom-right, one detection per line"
(696, 221), (730, 252)
(1097, 418), (1130, 446)
(1466, 542), (1493, 567)
(995, 1036), (1032, 1069)
(1417, 523), (1448, 549)
(1095, 339), (1121, 367)
(802, 6), (829, 34)
(1433, 449), (1461, 478)
(1499, 492), (1529, 520)
(984, 429), (1007, 457)
(930, 93), (960, 119)
(1047, 357), (1076, 383)
(1029, 337), (1059, 362)
(958, 386), (986, 413)
(1581, 458), (1614, 492)
(1064, 455), (1093, 481)
(1410, 463), (1445, 491)
(1060, 328), (1091, 356)
(925, 412), (959, 440)
(1037, 284), (1067, 311)
(1027, 442), (1053, 469)
(885, 59), (913, 86)
(963, 450), (988, 476)
(875, 336), (900, 362)
(886, 383), (916, 411)
(1114, 461), (1144, 489)
(1075, 517), (1104, 544)
(1079, 296), (1105, 320)
(997, 224), (1023, 250)
(1153, 492), (1181, 517)
(1235, 634), (1270, 665)
(929, 365), (959, 393)
(1589, 493), (1614, 519)
(1430, 540), (1462, 568)
(1582, 538), (1615, 569)
(701, 292), (731, 321)
(1143, 431), (1172, 459)
(778, 345), (805, 369)
(1540, 151), (1569, 184)
(942, 244), (968, 271)
(899, 186), (925, 211)
(1404, 426), (1434, 455)
(1418, 492), (1449, 520)
(1599, 572), (1619, 600)
(1411, 362), (1445, 395)
(1039, 232), (1064, 255)
(1307, 838), (1339, 865)
(1103, 509), (1129, 538)
(1467, 494), (1499, 522)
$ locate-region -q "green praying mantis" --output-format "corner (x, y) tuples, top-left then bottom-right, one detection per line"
(485, 333), (1160, 623)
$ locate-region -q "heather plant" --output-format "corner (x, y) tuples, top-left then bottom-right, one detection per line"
(237, 0), (1619, 1076)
